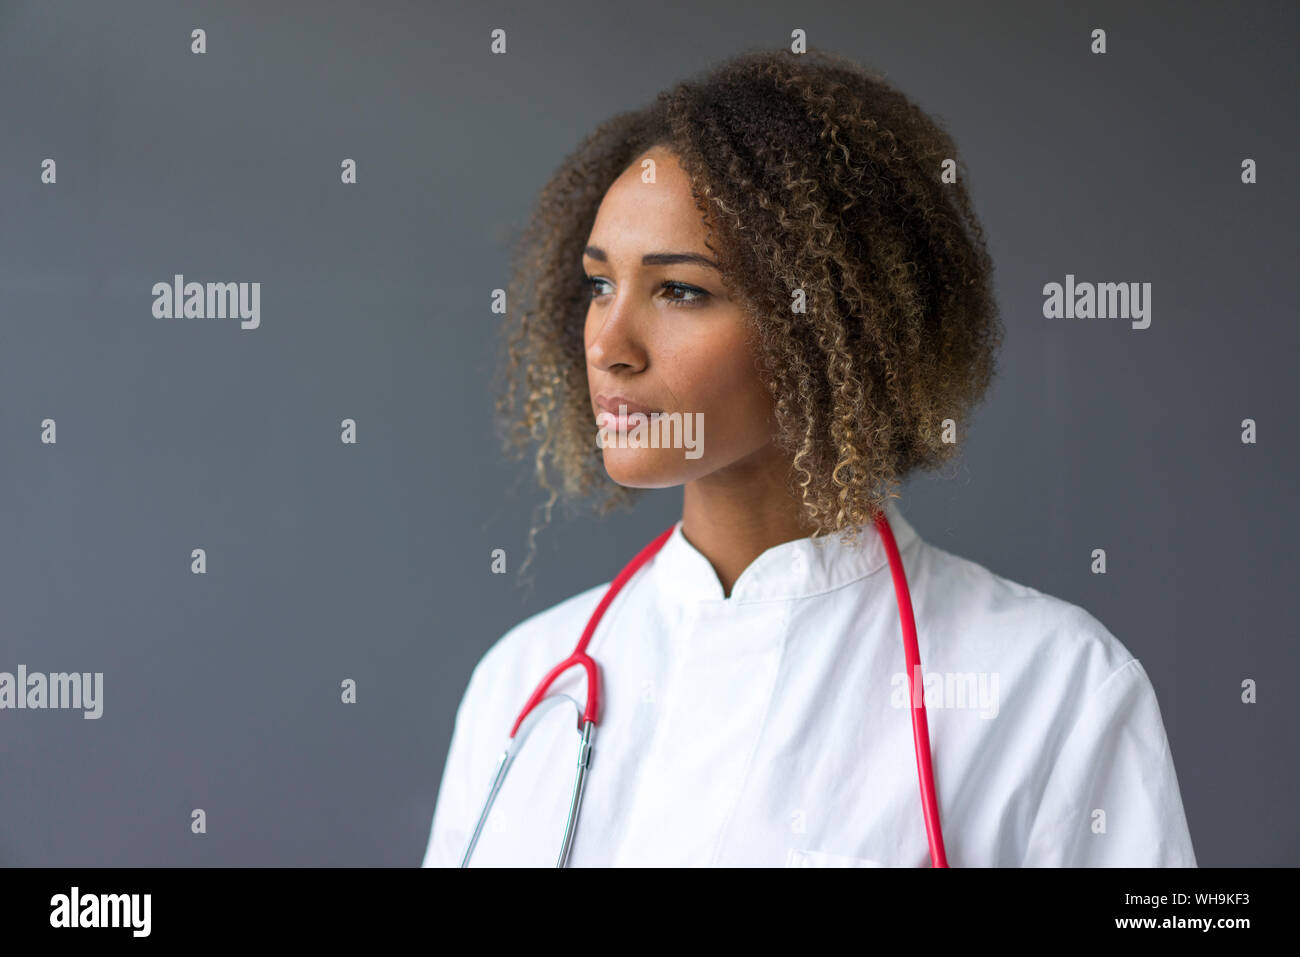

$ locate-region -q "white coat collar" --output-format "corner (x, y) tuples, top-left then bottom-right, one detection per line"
(650, 500), (918, 604)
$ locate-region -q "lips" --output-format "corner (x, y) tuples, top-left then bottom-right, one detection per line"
(595, 393), (660, 417)
(594, 393), (661, 431)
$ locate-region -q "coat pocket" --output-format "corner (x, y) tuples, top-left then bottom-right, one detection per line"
(784, 847), (885, 867)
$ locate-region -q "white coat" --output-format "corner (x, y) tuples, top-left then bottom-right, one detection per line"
(422, 502), (1196, 867)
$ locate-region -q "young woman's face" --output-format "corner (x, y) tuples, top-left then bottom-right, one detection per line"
(583, 146), (776, 489)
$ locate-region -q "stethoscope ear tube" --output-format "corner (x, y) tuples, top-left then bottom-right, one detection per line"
(557, 720), (597, 867)
(461, 693), (586, 867)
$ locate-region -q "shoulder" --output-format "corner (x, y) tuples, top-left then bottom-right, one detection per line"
(907, 539), (1191, 829)
(469, 580), (613, 695)
(908, 536), (1140, 696)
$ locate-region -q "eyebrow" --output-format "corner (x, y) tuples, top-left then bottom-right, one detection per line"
(584, 246), (719, 270)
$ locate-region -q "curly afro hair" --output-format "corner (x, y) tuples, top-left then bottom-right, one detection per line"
(495, 47), (1002, 579)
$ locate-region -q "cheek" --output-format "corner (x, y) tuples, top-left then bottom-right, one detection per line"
(667, 328), (771, 448)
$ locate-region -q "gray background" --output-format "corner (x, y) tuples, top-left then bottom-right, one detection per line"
(1, 0), (1295, 866)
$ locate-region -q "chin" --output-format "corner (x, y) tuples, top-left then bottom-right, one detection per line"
(600, 448), (699, 489)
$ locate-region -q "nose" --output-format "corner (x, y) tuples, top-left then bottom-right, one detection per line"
(585, 287), (648, 374)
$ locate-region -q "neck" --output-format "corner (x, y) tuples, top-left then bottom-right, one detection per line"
(679, 444), (815, 598)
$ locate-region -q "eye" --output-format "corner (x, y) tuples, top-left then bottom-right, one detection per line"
(660, 281), (709, 306)
(583, 275), (612, 299)
(582, 276), (711, 307)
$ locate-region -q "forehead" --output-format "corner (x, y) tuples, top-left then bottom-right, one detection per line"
(586, 150), (711, 255)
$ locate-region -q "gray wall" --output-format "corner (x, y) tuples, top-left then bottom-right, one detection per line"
(0, 0), (1295, 866)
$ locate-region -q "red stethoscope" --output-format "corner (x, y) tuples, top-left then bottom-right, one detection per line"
(460, 509), (949, 867)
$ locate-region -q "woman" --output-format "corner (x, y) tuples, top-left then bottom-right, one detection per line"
(422, 49), (1196, 867)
